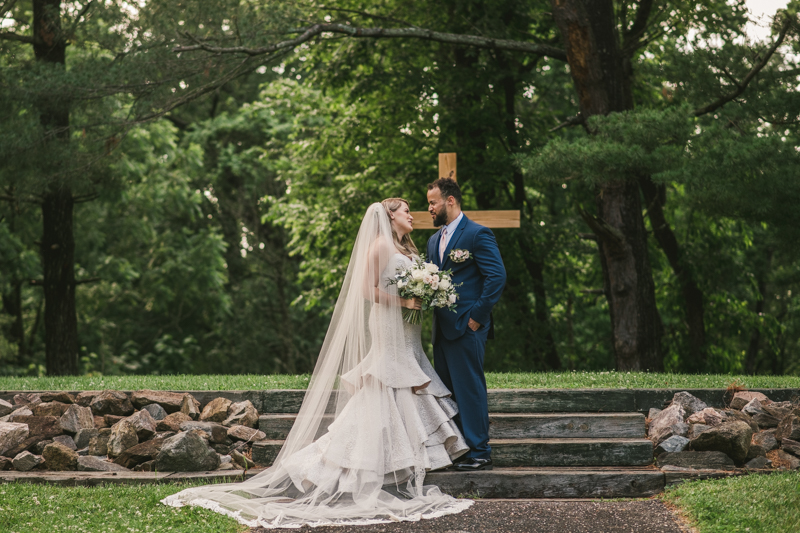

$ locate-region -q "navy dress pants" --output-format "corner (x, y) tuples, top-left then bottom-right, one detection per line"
(433, 322), (491, 459)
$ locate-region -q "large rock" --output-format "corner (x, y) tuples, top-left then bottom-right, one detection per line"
(753, 430), (779, 452)
(5, 407), (33, 422)
(113, 437), (166, 469)
(730, 391), (771, 410)
(753, 413), (781, 429)
(0, 399), (14, 417)
(88, 429), (111, 456)
(42, 442), (79, 471)
(687, 408), (725, 427)
(154, 430), (220, 472)
(124, 410), (157, 441)
(4, 415), (63, 456)
(13, 393), (41, 407)
(744, 456), (771, 469)
(655, 435), (690, 457)
(142, 404), (167, 421)
(180, 421), (229, 444)
(76, 391), (100, 407)
(41, 392), (75, 404)
(688, 424), (712, 439)
(33, 440), (53, 455)
(74, 428), (99, 449)
(227, 425), (266, 442)
(776, 415), (800, 442)
(93, 416), (107, 429)
(90, 391), (134, 417)
(770, 449), (800, 470)
(199, 397), (232, 423)
(747, 431), (779, 460)
(763, 401), (794, 420)
(77, 455), (130, 472)
(742, 399), (767, 417)
(131, 390), (186, 413)
(722, 409), (759, 433)
(32, 401), (70, 418)
(223, 401), (259, 428)
(60, 404), (95, 435)
(691, 420), (753, 464)
(0, 457), (12, 471)
(12, 451), (44, 471)
(671, 392), (707, 417)
(104, 414), (125, 427)
(180, 394), (201, 420)
(231, 449), (255, 469)
(107, 420), (138, 458)
(53, 435), (77, 451)
(157, 412), (192, 432)
(782, 438), (800, 458)
(648, 404), (686, 445)
(0, 422), (29, 456)
(657, 451), (736, 469)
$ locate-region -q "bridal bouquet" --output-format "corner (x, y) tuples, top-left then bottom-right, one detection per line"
(389, 256), (460, 325)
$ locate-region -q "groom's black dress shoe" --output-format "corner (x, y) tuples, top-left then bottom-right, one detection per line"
(450, 457), (493, 471)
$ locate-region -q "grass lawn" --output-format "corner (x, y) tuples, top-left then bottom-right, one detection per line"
(662, 471), (800, 532)
(1, 372), (799, 391)
(0, 482), (246, 533)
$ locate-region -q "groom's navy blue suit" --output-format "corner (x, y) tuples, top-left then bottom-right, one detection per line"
(427, 215), (506, 460)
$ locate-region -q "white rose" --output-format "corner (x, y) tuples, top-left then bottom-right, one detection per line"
(397, 280), (406, 288)
(439, 278), (450, 290)
(424, 263), (439, 273)
(431, 280), (439, 290)
(448, 294), (457, 304)
(423, 273), (434, 285)
(411, 269), (425, 281)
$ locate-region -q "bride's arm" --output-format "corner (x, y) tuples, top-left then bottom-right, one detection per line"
(368, 241), (421, 309)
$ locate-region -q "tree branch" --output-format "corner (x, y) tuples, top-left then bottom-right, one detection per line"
(550, 113), (584, 132)
(579, 208), (626, 253)
(694, 17), (793, 117)
(0, 0), (19, 20)
(0, 31), (36, 44)
(623, 0), (655, 51)
(173, 23), (568, 62)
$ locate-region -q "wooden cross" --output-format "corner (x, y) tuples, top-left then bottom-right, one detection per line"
(411, 153), (521, 229)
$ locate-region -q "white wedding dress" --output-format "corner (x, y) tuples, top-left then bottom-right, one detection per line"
(162, 205), (472, 528)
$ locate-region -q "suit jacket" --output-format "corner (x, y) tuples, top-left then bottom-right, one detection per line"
(427, 214), (506, 342)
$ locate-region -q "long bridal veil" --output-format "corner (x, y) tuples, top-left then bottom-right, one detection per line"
(162, 203), (471, 528)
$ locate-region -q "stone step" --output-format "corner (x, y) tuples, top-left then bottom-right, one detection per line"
(0, 466), (666, 498)
(252, 437), (654, 468)
(258, 412), (646, 440)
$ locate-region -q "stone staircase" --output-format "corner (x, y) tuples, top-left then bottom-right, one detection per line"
(252, 390), (665, 498)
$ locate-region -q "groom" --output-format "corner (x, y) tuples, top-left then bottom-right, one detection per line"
(426, 177), (506, 471)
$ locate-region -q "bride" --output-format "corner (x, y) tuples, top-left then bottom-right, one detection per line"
(162, 199), (472, 528)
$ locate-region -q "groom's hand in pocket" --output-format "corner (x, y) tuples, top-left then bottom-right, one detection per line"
(468, 318), (481, 331)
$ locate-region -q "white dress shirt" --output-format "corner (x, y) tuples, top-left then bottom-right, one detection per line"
(439, 211), (463, 261)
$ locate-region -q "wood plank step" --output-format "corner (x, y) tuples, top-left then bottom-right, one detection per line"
(4, 388), (800, 414)
(428, 467), (665, 499)
(252, 438), (654, 468)
(258, 413), (646, 440)
(0, 467), (666, 499)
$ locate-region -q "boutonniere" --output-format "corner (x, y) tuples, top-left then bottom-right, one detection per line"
(449, 249), (471, 263)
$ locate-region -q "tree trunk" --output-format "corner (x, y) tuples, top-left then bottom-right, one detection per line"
(34, 0), (79, 375)
(2, 282), (26, 361)
(552, 0), (663, 370)
(640, 177), (706, 368)
(41, 189), (78, 375)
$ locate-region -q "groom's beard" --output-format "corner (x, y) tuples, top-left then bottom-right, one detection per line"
(432, 209), (448, 227)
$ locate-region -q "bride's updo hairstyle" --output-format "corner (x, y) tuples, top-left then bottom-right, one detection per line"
(382, 198), (419, 257)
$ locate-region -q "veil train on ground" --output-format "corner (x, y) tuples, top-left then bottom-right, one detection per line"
(161, 203), (471, 528)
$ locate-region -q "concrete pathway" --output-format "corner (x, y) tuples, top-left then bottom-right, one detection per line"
(251, 499), (690, 533)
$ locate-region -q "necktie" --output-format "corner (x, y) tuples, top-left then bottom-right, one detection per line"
(439, 226), (447, 262)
